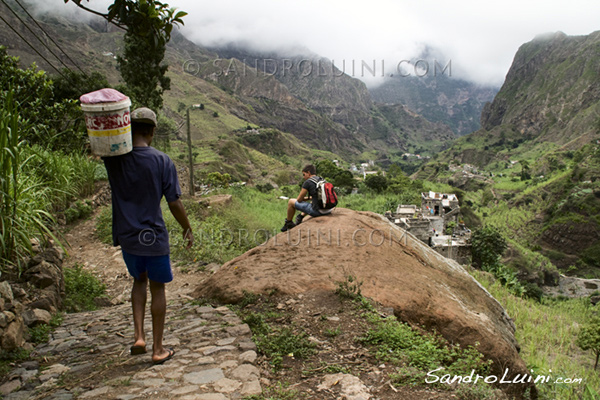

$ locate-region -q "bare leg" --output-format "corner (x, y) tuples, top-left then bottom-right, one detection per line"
(131, 274), (148, 349)
(286, 199), (297, 221)
(149, 279), (170, 362)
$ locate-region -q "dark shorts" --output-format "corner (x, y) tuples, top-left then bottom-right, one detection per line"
(122, 250), (173, 283)
(294, 201), (324, 217)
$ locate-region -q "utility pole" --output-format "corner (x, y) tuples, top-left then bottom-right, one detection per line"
(186, 108), (194, 196)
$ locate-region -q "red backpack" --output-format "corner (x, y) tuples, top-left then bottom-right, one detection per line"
(310, 177), (338, 209)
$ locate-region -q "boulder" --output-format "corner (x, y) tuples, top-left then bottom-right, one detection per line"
(2, 317), (25, 351)
(199, 194), (233, 207)
(0, 281), (14, 302)
(22, 309), (52, 327)
(193, 208), (534, 398)
(24, 261), (61, 290)
(29, 297), (58, 313)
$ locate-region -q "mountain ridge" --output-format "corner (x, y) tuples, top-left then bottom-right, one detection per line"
(0, 0), (457, 162)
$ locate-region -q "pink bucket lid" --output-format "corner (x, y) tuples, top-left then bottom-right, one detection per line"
(80, 88), (129, 104)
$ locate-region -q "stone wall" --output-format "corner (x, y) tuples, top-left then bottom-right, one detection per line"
(0, 182), (109, 351)
(0, 245), (65, 351)
(430, 243), (471, 265)
(542, 275), (600, 299)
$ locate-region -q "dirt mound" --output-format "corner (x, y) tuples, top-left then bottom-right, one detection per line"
(193, 208), (534, 398)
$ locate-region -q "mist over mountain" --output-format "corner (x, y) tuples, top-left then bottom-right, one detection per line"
(0, 0), (457, 161)
(370, 75), (498, 136)
(447, 30), (600, 168)
(416, 30), (600, 278)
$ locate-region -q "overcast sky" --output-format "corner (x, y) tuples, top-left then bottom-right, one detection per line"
(42, 0), (600, 87)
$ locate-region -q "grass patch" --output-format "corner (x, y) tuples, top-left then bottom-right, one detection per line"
(28, 312), (64, 344)
(473, 270), (600, 400)
(358, 314), (491, 379)
(254, 327), (317, 370)
(0, 348), (31, 377)
(63, 264), (107, 313)
(165, 186), (286, 266)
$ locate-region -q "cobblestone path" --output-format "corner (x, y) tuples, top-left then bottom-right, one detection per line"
(3, 296), (261, 400)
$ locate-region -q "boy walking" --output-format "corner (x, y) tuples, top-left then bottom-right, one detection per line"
(103, 107), (193, 364)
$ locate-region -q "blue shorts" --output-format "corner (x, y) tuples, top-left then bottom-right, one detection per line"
(122, 250), (173, 283)
(294, 201), (323, 217)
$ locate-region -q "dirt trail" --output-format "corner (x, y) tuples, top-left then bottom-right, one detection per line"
(62, 207), (206, 303)
(0, 201), (493, 399)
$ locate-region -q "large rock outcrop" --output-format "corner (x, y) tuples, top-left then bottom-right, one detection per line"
(194, 208), (534, 398)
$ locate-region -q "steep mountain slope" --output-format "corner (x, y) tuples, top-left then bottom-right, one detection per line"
(427, 31), (600, 170)
(481, 31), (600, 146)
(370, 75), (498, 136)
(416, 31), (600, 278)
(205, 48), (457, 157)
(0, 0), (456, 162)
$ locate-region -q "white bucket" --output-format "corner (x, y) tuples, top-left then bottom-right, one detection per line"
(80, 91), (132, 157)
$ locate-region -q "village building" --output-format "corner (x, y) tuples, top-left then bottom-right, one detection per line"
(386, 191), (471, 264)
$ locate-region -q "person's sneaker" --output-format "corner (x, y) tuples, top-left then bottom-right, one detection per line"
(280, 219), (296, 232)
(295, 214), (305, 225)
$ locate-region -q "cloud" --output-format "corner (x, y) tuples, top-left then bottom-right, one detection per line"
(25, 0), (113, 21)
(175, 0), (600, 87)
(35, 0), (600, 87)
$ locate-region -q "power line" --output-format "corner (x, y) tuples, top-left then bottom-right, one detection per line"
(0, 0), (77, 75)
(0, 13), (69, 81)
(13, 0), (88, 77)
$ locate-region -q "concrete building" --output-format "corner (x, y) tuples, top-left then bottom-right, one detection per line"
(386, 191), (471, 264)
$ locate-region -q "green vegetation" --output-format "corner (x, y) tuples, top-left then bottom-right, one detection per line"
(67, 0), (187, 110)
(360, 314), (494, 391)
(0, 48), (104, 272)
(336, 284), (497, 397)
(28, 313), (64, 344)
(254, 327), (317, 370)
(164, 186), (285, 266)
(476, 271), (600, 400)
(0, 348), (31, 377)
(333, 270), (363, 300)
(576, 315), (600, 370)
(243, 383), (303, 400)
(63, 264), (107, 313)
(0, 94), (96, 271)
(235, 294), (315, 371)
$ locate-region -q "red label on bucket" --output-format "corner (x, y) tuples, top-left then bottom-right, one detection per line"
(85, 111), (131, 131)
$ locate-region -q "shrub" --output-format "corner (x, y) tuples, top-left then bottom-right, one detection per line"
(576, 315), (600, 370)
(471, 226), (507, 269)
(0, 92), (61, 270)
(255, 327), (316, 370)
(63, 264), (107, 313)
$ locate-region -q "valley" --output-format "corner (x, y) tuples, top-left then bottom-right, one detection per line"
(1, 1), (600, 399)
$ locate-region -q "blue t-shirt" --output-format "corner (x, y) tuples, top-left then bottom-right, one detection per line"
(103, 147), (181, 256)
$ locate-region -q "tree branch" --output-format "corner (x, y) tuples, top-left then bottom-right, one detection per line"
(69, 2), (127, 31)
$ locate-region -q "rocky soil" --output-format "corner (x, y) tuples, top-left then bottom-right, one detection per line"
(0, 203), (514, 399)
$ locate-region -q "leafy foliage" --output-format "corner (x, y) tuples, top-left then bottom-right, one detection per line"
(576, 315), (600, 370)
(205, 172), (231, 188)
(359, 315), (491, 375)
(315, 159), (355, 191)
(364, 173), (388, 193)
(0, 47), (88, 151)
(66, 0), (187, 110)
(471, 226), (507, 269)
(0, 92), (60, 269)
(63, 264), (107, 313)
